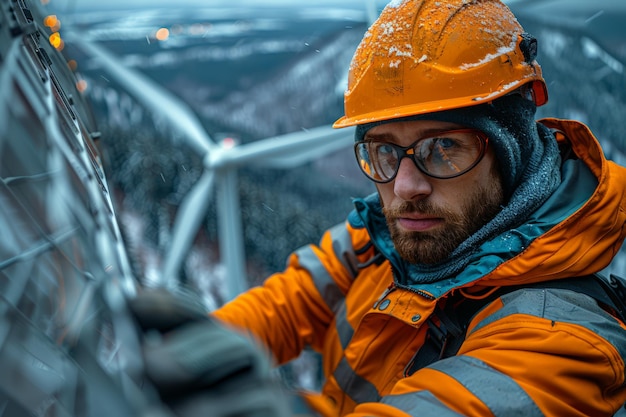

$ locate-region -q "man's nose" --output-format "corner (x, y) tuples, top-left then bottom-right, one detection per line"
(393, 157), (433, 201)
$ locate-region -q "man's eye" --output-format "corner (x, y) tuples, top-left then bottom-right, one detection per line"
(378, 144), (395, 156)
(432, 137), (457, 149)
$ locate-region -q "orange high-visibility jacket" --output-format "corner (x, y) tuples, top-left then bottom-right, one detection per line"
(214, 119), (626, 417)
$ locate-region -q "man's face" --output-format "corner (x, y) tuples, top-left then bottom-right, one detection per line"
(366, 120), (505, 265)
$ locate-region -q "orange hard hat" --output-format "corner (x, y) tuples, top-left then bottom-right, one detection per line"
(333, 0), (548, 128)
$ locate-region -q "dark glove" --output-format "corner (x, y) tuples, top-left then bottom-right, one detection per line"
(128, 287), (291, 417)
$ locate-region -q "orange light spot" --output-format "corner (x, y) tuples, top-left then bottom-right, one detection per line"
(155, 28), (170, 41)
(76, 79), (88, 93)
(44, 15), (57, 28)
(67, 60), (78, 71)
(49, 32), (63, 49)
(44, 15), (61, 32)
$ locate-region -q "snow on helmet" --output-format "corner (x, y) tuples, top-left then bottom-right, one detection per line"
(333, 0), (548, 128)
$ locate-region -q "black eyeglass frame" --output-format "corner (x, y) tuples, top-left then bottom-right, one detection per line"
(354, 128), (489, 183)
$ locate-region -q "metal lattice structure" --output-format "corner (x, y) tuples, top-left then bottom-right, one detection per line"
(0, 0), (149, 414)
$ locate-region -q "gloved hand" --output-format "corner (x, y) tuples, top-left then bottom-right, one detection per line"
(127, 287), (291, 417)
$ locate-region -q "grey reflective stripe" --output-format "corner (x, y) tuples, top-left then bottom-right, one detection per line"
(334, 357), (381, 404)
(381, 391), (465, 416)
(294, 245), (344, 313)
(429, 356), (543, 417)
(469, 288), (626, 357)
(329, 222), (360, 279)
(294, 223), (360, 314)
(335, 300), (354, 349)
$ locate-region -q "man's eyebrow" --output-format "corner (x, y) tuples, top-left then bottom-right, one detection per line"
(363, 132), (395, 142)
(363, 128), (452, 142)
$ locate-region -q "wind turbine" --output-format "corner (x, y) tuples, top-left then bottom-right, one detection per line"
(68, 34), (355, 301)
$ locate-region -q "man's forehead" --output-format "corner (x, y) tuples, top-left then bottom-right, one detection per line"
(364, 119), (466, 139)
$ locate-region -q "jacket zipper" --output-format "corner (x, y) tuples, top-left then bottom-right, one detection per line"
(372, 283), (397, 309)
(395, 282), (437, 300)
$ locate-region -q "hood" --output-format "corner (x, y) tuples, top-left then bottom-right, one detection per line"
(482, 119), (626, 287)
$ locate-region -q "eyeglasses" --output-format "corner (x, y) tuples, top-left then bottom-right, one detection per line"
(354, 128), (489, 183)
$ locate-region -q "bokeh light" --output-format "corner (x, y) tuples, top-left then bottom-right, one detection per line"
(155, 27), (170, 41)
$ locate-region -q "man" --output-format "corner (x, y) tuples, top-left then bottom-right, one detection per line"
(213, 0), (626, 415)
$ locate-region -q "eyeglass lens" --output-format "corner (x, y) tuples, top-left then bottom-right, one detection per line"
(355, 129), (486, 182)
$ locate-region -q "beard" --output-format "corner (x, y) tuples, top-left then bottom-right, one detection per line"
(383, 178), (504, 265)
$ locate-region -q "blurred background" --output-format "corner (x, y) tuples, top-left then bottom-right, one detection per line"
(50, 0), (379, 309)
(44, 0), (626, 309)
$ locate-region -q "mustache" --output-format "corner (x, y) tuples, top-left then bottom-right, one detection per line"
(382, 200), (454, 219)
